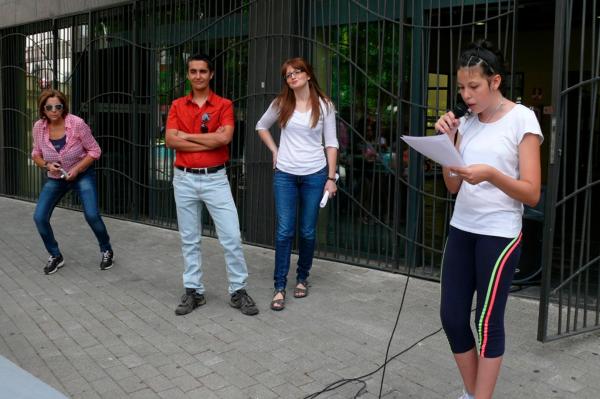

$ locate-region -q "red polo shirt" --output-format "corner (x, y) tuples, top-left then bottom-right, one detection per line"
(166, 91), (234, 168)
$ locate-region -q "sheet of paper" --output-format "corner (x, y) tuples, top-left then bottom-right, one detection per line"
(401, 134), (465, 167)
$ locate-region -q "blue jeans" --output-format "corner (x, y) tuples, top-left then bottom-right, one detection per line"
(273, 167), (327, 290)
(33, 168), (112, 257)
(172, 168), (248, 295)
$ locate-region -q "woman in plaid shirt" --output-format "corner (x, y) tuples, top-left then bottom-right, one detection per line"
(31, 89), (114, 275)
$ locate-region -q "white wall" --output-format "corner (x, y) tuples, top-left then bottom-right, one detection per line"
(0, 0), (126, 28)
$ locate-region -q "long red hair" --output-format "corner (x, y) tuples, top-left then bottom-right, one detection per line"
(274, 57), (331, 128)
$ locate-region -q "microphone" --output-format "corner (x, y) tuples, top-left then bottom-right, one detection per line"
(435, 102), (469, 138)
(443, 103), (469, 176)
(450, 101), (469, 119)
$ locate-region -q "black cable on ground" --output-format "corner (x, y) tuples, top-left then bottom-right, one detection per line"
(303, 256), (440, 399)
(376, 258), (414, 397)
(303, 275), (478, 399)
(302, 324), (444, 398)
(305, 195), (428, 399)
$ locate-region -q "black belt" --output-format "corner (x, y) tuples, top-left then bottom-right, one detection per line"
(176, 164), (225, 174)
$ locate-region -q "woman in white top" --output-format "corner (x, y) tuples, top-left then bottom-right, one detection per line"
(256, 57), (338, 311)
(434, 40), (543, 399)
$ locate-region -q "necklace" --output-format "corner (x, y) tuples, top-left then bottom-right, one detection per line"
(49, 122), (65, 139)
(459, 97), (505, 159)
(479, 97), (505, 123)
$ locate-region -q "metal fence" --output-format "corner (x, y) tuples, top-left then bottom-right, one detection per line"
(0, 1), (543, 283)
(1, 0), (518, 277)
(538, 0), (600, 341)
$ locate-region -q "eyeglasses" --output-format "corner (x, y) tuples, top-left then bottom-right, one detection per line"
(201, 112), (210, 133)
(44, 104), (64, 112)
(284, 69), (304, 80)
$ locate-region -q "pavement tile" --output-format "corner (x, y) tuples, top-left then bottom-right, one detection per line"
(116, 375), (147, 394)
(90, 376), (124, 394)
(185, 386), (220, 399)
(104, 363), (134, 380)
(131, 363), (161, 380)
(129, 388), (161, 399)
(253, 370), (288, 389)
(158, 363), (189, 379)
(199, 372), (229, 390)
(1, 197), (600, 399)
(144, 373), (176, 392)
(157, 387), (187, 398)
(215, 385), (247, 399)
(169, 374), (203, 392)
(181, 361), (212, 378)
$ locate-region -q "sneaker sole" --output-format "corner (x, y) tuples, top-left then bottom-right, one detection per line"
(45, 261), (64, 275)
(229, 301), (259, 316)
(100, 258), (114, 271)
(240, 308), (259, 316)
(175, 298), (206, 316)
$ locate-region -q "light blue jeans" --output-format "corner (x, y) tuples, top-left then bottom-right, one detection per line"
(173, 168), (248, 295)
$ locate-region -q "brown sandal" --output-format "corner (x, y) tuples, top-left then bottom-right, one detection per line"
(270, 289), (286, 311)
(294, 281), (309, 298)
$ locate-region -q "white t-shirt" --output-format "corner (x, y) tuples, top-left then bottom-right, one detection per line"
(255, 99), (339, 175)
(450, 104), (543, 238)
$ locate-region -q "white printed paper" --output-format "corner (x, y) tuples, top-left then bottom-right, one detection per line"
(401, 134), (465, 167)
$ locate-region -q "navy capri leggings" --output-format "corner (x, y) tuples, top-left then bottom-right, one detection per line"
(440, 226), (522, 358)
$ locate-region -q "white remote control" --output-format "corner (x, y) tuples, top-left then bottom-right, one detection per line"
(319, 173), (339, 208)
(319, 191), (330, 208)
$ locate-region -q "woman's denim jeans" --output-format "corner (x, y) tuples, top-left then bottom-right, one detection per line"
(273, 167), (327, 290)
(33, 168), (112, 257)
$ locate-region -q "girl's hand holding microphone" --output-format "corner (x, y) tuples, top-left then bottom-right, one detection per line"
(436, 111), (462, 180)
(434, 111), (461, 142)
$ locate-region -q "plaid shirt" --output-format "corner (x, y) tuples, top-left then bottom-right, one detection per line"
(32, 114), (101, 179)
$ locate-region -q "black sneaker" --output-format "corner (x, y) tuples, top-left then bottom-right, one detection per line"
(230, 289), (259, 316)
(44, 255), (64, 275)
(100, 250), (114, 270)
(175, 289), (206, 316)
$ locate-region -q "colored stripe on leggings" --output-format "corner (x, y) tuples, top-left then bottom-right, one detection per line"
(478, 232), (522, 357)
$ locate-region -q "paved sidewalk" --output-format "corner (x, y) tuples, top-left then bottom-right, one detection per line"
(0, 196), (599, 399)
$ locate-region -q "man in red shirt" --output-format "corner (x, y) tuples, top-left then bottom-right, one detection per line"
(166, 54), (258, 316)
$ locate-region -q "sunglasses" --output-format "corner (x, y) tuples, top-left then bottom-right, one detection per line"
(44, 104), (64, 112)
(201, 113), (210, 133)
(284, 69), (304, 80)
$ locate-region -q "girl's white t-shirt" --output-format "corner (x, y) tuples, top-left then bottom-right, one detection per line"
(255, 99), (338, 175)
(450, 104), (543, 238)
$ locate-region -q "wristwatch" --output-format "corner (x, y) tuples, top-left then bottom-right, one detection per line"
(327, 177), (336, 181)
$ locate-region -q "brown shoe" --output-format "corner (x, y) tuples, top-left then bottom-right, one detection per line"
(175, 289), (206, 315)
(270, 289), (286, 311)
(294, 281), (308, 298)
(230, 289), (259, 316)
